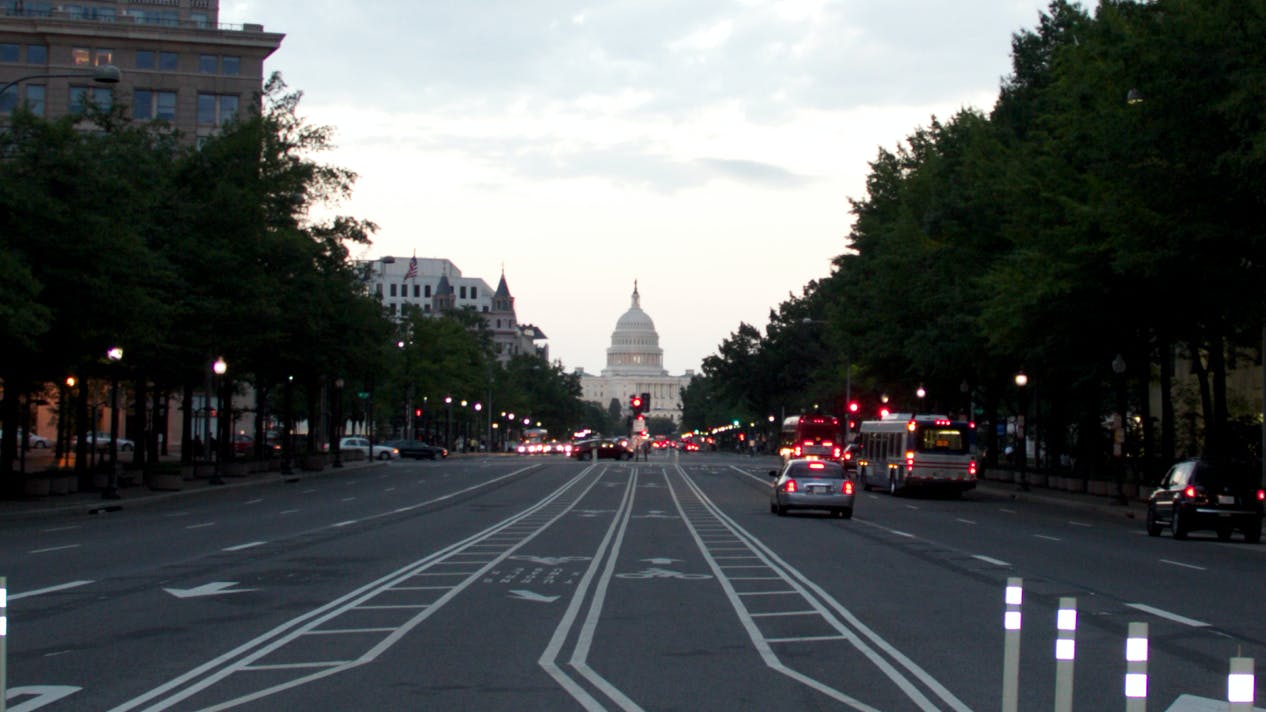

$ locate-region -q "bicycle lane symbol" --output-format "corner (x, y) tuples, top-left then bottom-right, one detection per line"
(616, 567), (711, 580)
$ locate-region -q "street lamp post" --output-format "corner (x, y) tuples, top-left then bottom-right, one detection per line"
(103, 346), (123, 500)
(444, 396), (453, 450)
(0, 64), (121, 103)
(1015, 371), (1029, 492)
(332, 378), (344, 468)
(210, 357), (227, 485)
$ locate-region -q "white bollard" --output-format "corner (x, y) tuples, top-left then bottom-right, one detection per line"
(1, 576), (7, 712)
(1054, 597), (1077, 712)
(1124, 622), (1148, 712)
(1228, 657), (1255, 712)
(1002, 577), (1023, 712)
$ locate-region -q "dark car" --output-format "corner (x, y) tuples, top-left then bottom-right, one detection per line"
(384, 439), (448, 460)
(1146, 459), (1264, 542)
(770, 458), (855, 519)
(571, 438), (634, 461)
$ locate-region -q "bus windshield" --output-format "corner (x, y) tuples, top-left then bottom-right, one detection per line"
(797, 421), (839, 443)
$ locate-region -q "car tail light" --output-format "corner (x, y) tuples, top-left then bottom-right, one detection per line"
(1183, 485), (1197, 499)
(1257, 489), (1265, 502)
(784, 479), (798, 493)
(808, 461), (827, 470)
(793, 446), (802, 457)
(843, 480), (854, 495)
(833, 447), (842, 458)
(843, 450), (853, 462)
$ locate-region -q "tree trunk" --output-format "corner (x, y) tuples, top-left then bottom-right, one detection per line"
(1189, 338), (1213, 457)
(1160, 337), (1175, 466)
(181, 380), (195, 465)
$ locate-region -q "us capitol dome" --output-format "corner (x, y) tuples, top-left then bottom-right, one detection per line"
(578, 282), (694, 423)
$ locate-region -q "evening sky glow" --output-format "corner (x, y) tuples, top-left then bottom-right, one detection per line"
(221, 1), (1078, 375)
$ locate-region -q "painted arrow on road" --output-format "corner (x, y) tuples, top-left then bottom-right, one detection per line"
(509, 589), (560, 603)
(163, 581), (257, 599)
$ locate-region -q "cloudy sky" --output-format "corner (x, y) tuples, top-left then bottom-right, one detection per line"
(221, 1), (1074, 376)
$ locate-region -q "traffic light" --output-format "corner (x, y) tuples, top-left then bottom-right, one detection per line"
(630, 394), (643, 416)
(848, 401), (859, 414)
(641, 392), (651, 413)
(414, 408), (423, 418)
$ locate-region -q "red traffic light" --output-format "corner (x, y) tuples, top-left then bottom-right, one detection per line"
(414, 408), (423, 417)
(848, 401), (859, 413)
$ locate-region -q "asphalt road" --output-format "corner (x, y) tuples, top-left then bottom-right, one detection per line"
(3, 452), (1264, 711)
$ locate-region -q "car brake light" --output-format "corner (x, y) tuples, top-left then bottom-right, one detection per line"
(843, 480), (854, 495)
(808, 462), (826, 470)
(784, 479), (798, 493)
(833, 447), (842, 458)
(1258, 489), (1265, 502)
(843, 450), (853, 461)
(969, 460), (977, 476)
(1183, 485), (1197, 499)
(793, 446), (802, 457)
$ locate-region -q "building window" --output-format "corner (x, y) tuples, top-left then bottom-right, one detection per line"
(158, 51), (178, 70)
(424, 304), (431, 313)
(413, 284), (420, 298)
(134, 89), (177, 121)
(72, 47), (90, 66)
(69, 86), (112, 114)
(222, 55), (240, 75)
(389, 284), (397, 297)
(191, 12), (210, 28)
(459, 286), (467, 299)
(471, 287), (478, 299)
(27, 45), (47, 64)
(425, 285), (432, 298)
(374, 284), (382, 297)
(136, 50), (155, 70)
(0, 44), (18, 62)
(23, 84), (45, 115)
(199, 54), (217, 73)
(197, 93), (238, 126)
(94, 49), (113, 66)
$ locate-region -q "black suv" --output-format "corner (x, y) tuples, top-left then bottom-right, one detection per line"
(1146, 459), (1264, 542)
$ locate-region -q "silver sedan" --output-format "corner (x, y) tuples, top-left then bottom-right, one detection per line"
(770, 459), (855, 519)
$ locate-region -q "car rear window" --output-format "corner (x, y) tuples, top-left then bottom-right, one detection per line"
(790, 463), (844, 478)
(1195, 463), (1260, 491)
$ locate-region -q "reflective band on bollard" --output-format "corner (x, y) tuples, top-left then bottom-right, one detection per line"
(1054, 597), (1077, 712)
(1228, 657), (1255, 711)
(1002, 577), (1022, 712)
(1124, 622), (1148, 712)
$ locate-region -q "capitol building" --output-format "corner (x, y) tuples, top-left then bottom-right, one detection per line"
(578, 283), (695, 423)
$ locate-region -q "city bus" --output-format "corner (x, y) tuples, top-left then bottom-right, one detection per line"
(779, 413), (843, 463)
(517, 427), (550, 454)
(856, 414), (977, 495)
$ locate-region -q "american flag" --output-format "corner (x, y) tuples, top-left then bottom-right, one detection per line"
(404, 255), (418, 280)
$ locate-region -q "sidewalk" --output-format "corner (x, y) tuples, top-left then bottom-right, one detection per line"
(973, 472), (1148, 522)
(0, 458), (383, 519)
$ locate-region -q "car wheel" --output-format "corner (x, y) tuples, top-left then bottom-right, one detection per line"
(1172, 506), (1189, 540)
(1145, 506), (1162, 537)
(378, 451), (391, 460)
(774, 502), (786, 516)
(838, 507), (853, 520)
(1246, 517), (1263, 544)
(770, 499), (778, 514)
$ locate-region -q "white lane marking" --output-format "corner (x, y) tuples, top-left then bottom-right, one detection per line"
(906, 505), (920, 511)
(41, 525), (81, 533)
(5, 685), (82, 710)
(1034, 535), (1062, 542)
(891, 530), (916, 539)
(332, 520), (358, 528)
(28, 544), (80, 555)
(1129, 600), (1205, 623)
(223, 542), (266, 552)
(244, 499), (263, 505)
(279, 509), (300, 515)
(999, 508), (1016, 514)
(164, 582), (257, 599)
(956, 518), (976, 525)
(1069, 521), (1092, 528)
(185, 522), (215, 530)
(1126, 603), (1209, 628)
(341, 497), (357, 502)
(972, 555), (1011, 567)
(8, 580), (93, 601)
(1160, 559), (1206, 572)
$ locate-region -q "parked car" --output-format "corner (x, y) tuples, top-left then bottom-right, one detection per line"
(1146, 458), (1264, 542)
(337, 436), (400, 460)
(570, 438), (634, 461)
(74, 431), (134, 452)
(1, 430), (50, 449)
(769, 458), (855, 519)
(383, 439), (448, 460)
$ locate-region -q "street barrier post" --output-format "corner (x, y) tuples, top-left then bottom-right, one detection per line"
(1, 576), (7, 712)
(1003, 577), (1022, 712)
(1054, 597), (1077, 712)
(1125, 622), (1148, 712)
(1228, 657), (1255, 712)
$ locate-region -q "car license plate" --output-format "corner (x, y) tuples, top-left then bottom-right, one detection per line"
(1219, 495), (1236, 505)
(809, 485), (829, 494)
